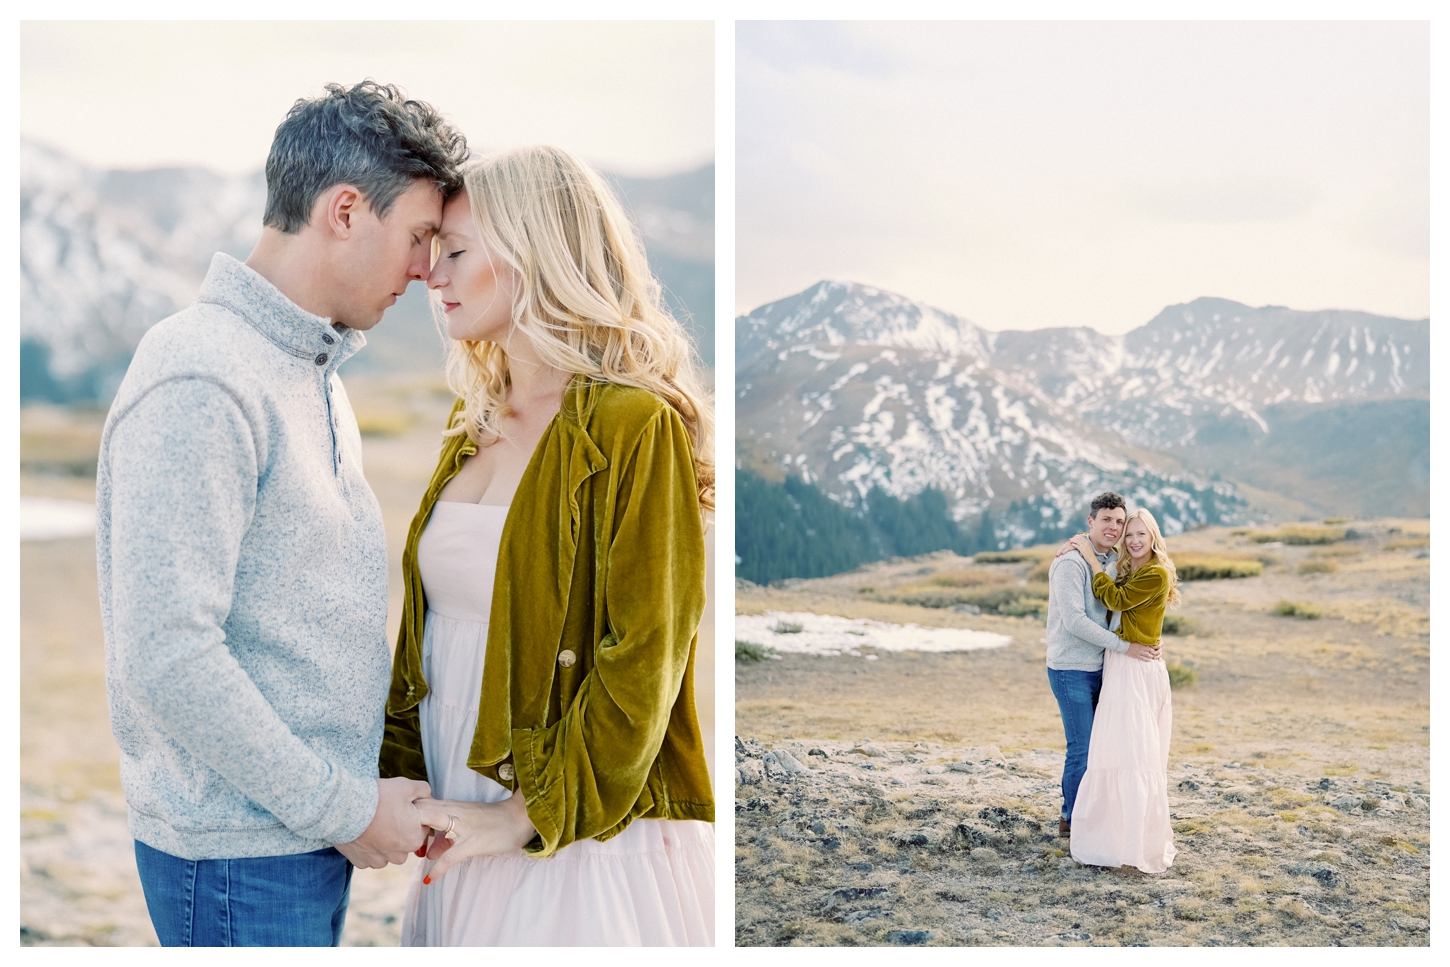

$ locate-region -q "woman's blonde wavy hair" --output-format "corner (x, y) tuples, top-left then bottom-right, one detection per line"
(1115, 507), (1181, 606)
(437, 145), (714, 514)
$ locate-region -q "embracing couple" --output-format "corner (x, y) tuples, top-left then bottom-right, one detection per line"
(96, 81), (714, 947)
(1045, 491), (1178, 875)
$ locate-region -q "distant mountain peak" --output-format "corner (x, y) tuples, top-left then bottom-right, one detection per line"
(740, 278), (991, 360)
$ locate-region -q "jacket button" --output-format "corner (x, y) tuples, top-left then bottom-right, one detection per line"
(315, 353), (329, 366)
(557, 649), (577, 668)
(322, 333), (335, 345)
(498, 763), (515, 781)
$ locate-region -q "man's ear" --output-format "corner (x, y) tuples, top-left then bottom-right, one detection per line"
(317, 184), (364, 240)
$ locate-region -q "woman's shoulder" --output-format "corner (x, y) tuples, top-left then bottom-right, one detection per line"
(577, 380), (676, 434)
(1133, 559), (1171, 586)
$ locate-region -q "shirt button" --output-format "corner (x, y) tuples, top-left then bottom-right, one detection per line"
(498, 763), (515, 781)
(314, 353), (329, 366)
(557, 649), (577, 668)
(322, 333), (335, 345)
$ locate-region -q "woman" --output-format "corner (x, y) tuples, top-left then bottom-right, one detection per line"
(378, 145), (715, 945)
(1065, 507), (1178, 874)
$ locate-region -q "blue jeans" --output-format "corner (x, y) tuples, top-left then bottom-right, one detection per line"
(1047, 667), (1102, 822)
(134, 840), (352, 946)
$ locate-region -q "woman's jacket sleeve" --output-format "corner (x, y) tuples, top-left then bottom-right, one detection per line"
(510, 408), (706, 857)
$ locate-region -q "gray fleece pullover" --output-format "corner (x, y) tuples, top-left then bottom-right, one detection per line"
(1045, 546), (1128, 671)
(97, 253), (391, 860)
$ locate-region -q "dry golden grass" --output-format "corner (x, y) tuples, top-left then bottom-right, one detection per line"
(1173, 552), (1264, 580)
(737, 521), (1428, 947)
(1249, 524), (1349, 545)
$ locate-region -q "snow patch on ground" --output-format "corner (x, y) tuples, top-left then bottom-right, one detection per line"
(736, 611), (1012, 657)
(20, 498), (96, 541)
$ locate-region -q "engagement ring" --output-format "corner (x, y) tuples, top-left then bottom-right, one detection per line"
(444, 816), (458, 842)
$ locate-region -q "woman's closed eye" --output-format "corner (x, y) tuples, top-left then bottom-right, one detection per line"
(447, 249), (466, 259)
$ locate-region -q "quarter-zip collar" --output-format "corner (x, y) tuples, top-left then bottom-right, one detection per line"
(196, 252), (365, 378)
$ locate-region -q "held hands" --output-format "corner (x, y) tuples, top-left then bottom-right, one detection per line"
(335, 777), (432, 869)
(1126, 641), (1162, 663)
(414, 788), (538, 883)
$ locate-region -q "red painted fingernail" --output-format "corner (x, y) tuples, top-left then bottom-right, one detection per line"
(416, 847), (426, 857)
(423, 875), (431, 885)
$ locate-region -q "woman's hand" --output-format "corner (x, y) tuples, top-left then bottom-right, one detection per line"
(1053, 535), (1085, 559)
(413, 789), (537, 882)
(1067, 534), (1101, 573)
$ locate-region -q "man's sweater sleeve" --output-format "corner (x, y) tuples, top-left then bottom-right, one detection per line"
(1049, 554), (1130, 653)
(105, 379), (377, 845)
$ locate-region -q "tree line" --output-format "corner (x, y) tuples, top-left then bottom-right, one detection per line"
(735, 470), (998, 585)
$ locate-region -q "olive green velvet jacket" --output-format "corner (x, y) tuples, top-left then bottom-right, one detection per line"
(379, 378), (714, 857)
(1092, 561), (1170, 646)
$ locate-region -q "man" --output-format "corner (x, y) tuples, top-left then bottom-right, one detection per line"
(96, 82), (468, 946)
(1044, 492), (1160, 837)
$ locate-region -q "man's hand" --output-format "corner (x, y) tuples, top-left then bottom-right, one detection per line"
(1126, 641), (1161, 662)
(334, 777), (431, 869)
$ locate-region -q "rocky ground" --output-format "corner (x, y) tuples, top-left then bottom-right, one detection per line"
(733, 737), (1429, 946)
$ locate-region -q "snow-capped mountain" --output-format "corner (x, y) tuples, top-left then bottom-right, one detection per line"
(20, 139), (265, 397)
(737, 281), (1429, 536)
(992, 297), (1428, 451)
(20, 139), (715, 400)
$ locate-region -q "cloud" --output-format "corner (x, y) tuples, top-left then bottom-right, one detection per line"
(1124, 173), (1322, 224)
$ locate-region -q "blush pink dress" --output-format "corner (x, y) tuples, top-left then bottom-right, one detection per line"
(399, 501), (715, 946)
(1069, 646), (1176, 874)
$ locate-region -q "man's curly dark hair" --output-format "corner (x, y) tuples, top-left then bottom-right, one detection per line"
(1089, 491), (1127, 519)
(262, 80), (469, 234)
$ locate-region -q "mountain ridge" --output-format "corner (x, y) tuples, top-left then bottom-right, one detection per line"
(736, 280), (1427, 544)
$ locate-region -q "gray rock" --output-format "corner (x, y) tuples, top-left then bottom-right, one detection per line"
(842, 909), (888, 924)
(950, 823), (994, 850)
(854, 742), (889, 758)
(737, 759), (764, 785)
(1178, 779), (1201, 791)
(1289, 863), (1343, 888)
(924, 765), (947, 775)
(1222, 787), (1252, 803)
(1330, 795), (1363, 812)
(765, 749), (809, 774)
(886, 929), (937, 945)
(948, 762), (978, 773)
(821, 886), (890, 910)
(889, 826), (943, 847)
(808, 748), (828, 758)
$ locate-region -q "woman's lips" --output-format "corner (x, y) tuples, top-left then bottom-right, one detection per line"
(442, 301), (460, 312)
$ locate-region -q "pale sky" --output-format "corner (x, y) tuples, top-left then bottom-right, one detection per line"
(737, 21), (1430, 333)
(21, 20), (713, 177)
